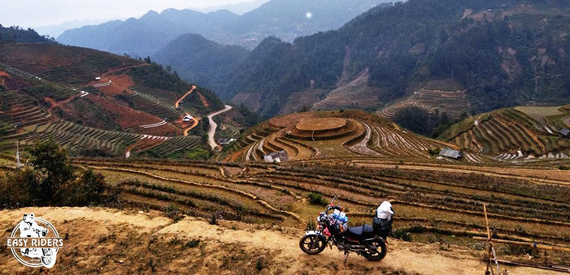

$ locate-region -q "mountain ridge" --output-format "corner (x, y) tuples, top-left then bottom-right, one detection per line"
(57, 0), (392, 56)
(203, 0), (570, 119)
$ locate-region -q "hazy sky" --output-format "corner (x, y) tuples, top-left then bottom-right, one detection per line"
(0, 0), (256, 28)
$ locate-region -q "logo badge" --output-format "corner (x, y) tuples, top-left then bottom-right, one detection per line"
(6, 213), (63, 268)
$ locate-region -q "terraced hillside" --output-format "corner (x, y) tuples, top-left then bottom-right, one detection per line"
(379, 88), (469, 119)
(0, 42), (226, 158)
(51, 157), (570, 268)
(221, 110), (460, 162)
(442, 105), (570, 162)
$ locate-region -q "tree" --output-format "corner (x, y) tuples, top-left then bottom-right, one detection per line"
(28, 137), (76, 204)
(1, 139), (117, 209)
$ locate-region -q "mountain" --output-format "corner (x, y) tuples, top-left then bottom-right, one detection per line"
(153, 34), (249, 93)
(0, 38), (226, 159)
(195, 0), (269, 15)
(58, 9), (238, 57)
(214, 0), (570, 118)
(57, 0), (392, 56)
(33, 19), (115, 38)
(0, 25), (55, 43)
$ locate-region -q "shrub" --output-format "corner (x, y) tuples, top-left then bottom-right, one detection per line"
(428, 148), (441, 156)
(393, 229), (413, 242)
(255, 258), (265, 271)
(58, 169), (111, 206)
(209, 213), (218, 225)
(307, 192), (328, 206)
(306, 219), (317, 231)
(165, 203), (182, 222)
(186, 148), (210, 160)
(184, 239), (200, 249)
(0, 138), (118, 209)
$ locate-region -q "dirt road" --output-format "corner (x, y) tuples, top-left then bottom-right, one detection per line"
(0, 207), (559, 274)
(175, 85), (196, 109)
(207, 105), (232, 150)
(183, 117), (199, 136)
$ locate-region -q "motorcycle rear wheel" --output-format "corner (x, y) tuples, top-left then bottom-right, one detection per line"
(299, 235), (326, 255)
(362, 239), (387, 261)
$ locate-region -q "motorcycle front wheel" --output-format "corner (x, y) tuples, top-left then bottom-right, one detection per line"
(362, 239), (387, 261)
(299, 235), (326, 255)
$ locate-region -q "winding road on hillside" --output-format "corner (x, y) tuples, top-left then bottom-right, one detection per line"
(207, 105), (232, 150)
(183, 115), (199, 136)
(175, 85), (196, 108)
(173, 86), (200, 136)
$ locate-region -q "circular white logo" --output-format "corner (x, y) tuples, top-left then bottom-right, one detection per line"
(6, 213), (63, 268)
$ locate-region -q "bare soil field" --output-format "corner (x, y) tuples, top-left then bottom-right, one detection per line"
(95, 74), (135, 96)
(296, 117), (347, 131)
(515, 106), (564, 126)
(86, 94), (181, 136)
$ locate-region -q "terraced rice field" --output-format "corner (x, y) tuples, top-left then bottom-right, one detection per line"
(0, 43), (139, 87)
(70, 157), (570, 266)
(0, 62), (204, 157)
(0, 89), (201, 157)
(224, 110), (456, 162)
(379, 89), (468, 119)
(446, 107), (570, 161)
(380, 101), (436, 119)
(121, 93), (180, 121)
(84, 94), (182, 136)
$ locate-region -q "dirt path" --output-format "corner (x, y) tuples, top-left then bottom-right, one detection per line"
(174, 85), (196, 109)
(101, 63), (148, 78)
(0, 207), (559, 275)
(207, 105), (232, 150)
(183, 118), (199, 136)
(44, 92), (86, 115)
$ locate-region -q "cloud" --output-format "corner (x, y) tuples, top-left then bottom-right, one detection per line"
(0, 0), (253, 28)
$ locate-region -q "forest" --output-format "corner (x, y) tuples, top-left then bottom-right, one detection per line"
(0, 25), (55, 43)
(213, 0), (570, 118)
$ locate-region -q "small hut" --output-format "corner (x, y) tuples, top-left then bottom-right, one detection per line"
(264, 151), (289, 163)
(439, 148), (463, 160)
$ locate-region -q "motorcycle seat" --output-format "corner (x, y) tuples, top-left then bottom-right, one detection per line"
(348, 224), (374, 236)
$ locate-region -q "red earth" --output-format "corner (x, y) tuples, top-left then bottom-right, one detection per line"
(197, 92), (210, 108)
(0, 70), (10, 86)
(95, 74), (135, 96)
(85, 94), (181, 136)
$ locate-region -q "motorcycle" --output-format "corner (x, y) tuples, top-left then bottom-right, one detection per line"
(299, 196), (388, 261)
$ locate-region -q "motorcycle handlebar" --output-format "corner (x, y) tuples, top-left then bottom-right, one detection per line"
(329, 195), (337, 206)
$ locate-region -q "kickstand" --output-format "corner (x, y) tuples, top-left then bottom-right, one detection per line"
(343, 251), (350, 266)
